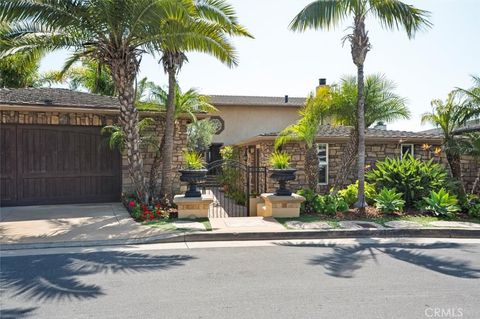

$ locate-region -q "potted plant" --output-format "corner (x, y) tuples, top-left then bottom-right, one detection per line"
(179, 151), (207, 197)
(269, 151), (296, 196)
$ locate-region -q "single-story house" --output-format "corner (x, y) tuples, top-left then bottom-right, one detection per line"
(236, 124), (479, 194)
(0, 87), (191, 206)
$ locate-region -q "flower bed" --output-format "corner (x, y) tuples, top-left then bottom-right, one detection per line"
(122, 194), (178, 222)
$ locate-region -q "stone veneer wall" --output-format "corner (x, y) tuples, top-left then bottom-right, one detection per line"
(240, 139), (478, 195)
(1, 110), (188, 195)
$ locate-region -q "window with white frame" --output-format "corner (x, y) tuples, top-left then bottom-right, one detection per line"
(317, 143), (328, 184)
(401, 144), (414, 159)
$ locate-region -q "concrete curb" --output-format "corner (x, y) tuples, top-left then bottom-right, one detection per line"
(2, 228), (480, 251)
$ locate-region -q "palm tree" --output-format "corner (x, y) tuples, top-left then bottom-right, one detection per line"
(0, 23), (43, 87)
(41, 59), (116, 96)
(457, 75), (480, 113)
(330, 74), (410, 191)
(421, 91), (473, 195)
(104, 83), (218, 198)
(158, 1), (252, 199)
(275, 86), (332, 191)
(140, 83), (217, 197)
(458, 133), (480, 194)
(290, 0), (431, 209)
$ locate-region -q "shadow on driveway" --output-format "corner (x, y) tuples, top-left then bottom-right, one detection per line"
(277, 240), (480, 279)
(1, 251), (195, 303)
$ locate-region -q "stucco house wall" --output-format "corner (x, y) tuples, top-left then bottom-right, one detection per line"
(208, 95), (305, 146)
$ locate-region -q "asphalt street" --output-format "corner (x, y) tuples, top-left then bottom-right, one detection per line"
(1, 238), (479, 319)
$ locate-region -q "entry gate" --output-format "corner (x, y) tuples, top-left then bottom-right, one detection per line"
(201, 160), (267, 217)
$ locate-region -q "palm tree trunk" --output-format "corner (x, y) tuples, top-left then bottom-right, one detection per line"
(446, 151), (466, 196)
(472, 166), (479, 194)
(159, 68), (177, 200)
(148, 134), (165, 198)
(305, 144), (319, 191)
(110, 59), (147, 202)
(332, 129), (358, 194)
(355, 64), (367, 209)
(351, 14), (369, 211)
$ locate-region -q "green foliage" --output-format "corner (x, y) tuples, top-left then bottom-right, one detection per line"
(183, 151), (205, 170)
(276, 86), (332, 149)
(187, 119), (217, 152)
(374, 188), (405, 214)
(269, 151), (291, 169)
(297, 189), (348, 215)
(465, 195), (480, 218)
(42, 59), (116, 96)
(329, 74), (410, 128)
(366, 155), (449, 208)
(338, 181), (377, 207)
(226, 189), (247, 206)
(422, 189), (460, 218)
(220, 146), (235, 160)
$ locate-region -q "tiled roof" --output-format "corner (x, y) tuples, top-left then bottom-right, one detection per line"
(259, 125), (444, 139)
(209, 95), (305, 107)
(0, 88), (120, 109)
(420, 120), (480, 135)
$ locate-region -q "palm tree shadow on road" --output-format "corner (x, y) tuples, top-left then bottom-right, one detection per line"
(276, 240), (480, 279)
(0, 251), (195, 304)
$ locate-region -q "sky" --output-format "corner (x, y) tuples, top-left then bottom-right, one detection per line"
(39, 0), (480, 132)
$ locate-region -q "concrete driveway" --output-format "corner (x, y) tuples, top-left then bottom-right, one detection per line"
(0, 203), (172, 245)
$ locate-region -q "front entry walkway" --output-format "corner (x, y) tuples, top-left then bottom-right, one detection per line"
(0, 203), (171, 245)
(209, 217), (285, 233)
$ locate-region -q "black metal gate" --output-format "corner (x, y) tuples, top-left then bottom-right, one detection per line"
(201, 160), (267, 217)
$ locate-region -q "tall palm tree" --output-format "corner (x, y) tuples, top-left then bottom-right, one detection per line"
(275, 86), (332, 191)
(158, 0), (252, 199)
(330, 74), (410, 191)
(290, 0), (431, 209)
(421, 91), (475, 196)
(458, 133), (480, 194)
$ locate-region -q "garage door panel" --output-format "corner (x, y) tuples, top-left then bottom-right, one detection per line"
(0, 125), (17, 205)
(1, 124), (121, 206)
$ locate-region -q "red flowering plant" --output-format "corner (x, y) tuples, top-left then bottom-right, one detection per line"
(122, 194), (176, 222)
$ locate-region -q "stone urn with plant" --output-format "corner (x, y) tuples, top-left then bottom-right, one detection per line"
(179, 151), (207, 198)
(269, 151), (297, 196)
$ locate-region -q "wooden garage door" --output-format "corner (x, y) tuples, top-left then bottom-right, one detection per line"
(0, 124), (121, 206)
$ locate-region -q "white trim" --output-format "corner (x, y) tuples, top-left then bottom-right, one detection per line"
(317, 143), (329, 185)
(400, 143), (414, 159)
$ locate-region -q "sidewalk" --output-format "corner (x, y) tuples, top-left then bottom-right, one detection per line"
(1, 204), (480, 251)
(0, 203), (177, 245)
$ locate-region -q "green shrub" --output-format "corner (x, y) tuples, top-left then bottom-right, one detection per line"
(422, 188), (460, 218)
(465, 194), (480, 218)
(337, 181), (377, 207)
(374, 188), (405, 214)
(220, 145), (235, 160)
(297, 189), (320, 214)
(269, 151), (291, 169)
(183, 151), (204, 169)
(366, 155), (449, 208)
(297, 189), (348, 215)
